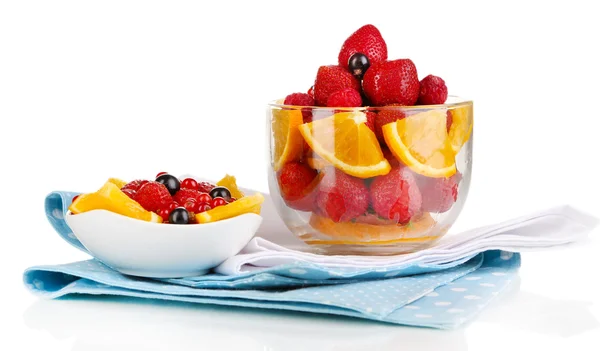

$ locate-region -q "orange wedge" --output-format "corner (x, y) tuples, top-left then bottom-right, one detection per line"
(298, 112), (391, 179)
(216, 174), (245, 199)
(195, 193), (265, 223)
(108, 177), (127, 189)
(448, 104), (473, 154)
(382, 109), (457, 178)
(69, 181), (162, 223)
(272, 109), (304, 171)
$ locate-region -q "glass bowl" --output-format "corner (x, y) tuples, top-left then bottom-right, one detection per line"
(267, 96), (473, 255)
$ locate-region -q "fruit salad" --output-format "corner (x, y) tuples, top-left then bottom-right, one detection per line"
(69, 173), (264, 224)
(268, 24), (473, 254)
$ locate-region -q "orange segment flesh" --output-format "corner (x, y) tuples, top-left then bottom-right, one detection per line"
(69, 181), (162, 223)
(272, 109), (304, 171)
(298, 112), (391, 179)
(216, 174), (245, 199)
(108, 178), (127, 189)
(448, 104), (473, 154)
(382, 110), (456, 178)
(195, 193), (264, 223)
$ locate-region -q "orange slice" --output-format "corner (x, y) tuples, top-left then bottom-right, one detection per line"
(69, 181), (162, 223)
(272, 109), (304, 171)
(298, 112), (391, 178)
(382, 109), (456, 178)
(305, 212), (440, 245)
(216, 174), (245, 199)
(448, 104), (473, 154)
(195, 193), (264, 223)
(108, 177), (127, 189)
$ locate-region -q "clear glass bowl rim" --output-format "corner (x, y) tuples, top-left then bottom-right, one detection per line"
(267, 95), (472, 111)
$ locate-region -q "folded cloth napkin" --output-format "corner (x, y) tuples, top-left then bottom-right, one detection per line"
(24, 190), (598, 329)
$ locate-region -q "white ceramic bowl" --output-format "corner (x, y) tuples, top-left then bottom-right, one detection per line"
(65, 209), (262, 278)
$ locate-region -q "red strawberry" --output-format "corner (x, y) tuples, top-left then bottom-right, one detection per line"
(417, 75), (448, 105)
(374, 107), (406, 142)
(369, 166), (422, 224)
(197, 181), (215, 194)
(314, 65), (361, 106)
(416, 173), (460, 213)
(307, 86), (314, 99)
(133, 181), (173, 212)
(446, 110), (453, 132)
(121, 179), (148, 192)
(365, 111), (377, 134)
(314, 168), (369, 222)
(173, 188), (207, 205)
(363, 59), (420, 106)
(121, 188), (137, 199)
(284, 92), (315, 122)
(338, 24), (388, 71)
(277, 162), (320, 212)
(326, 88), (362, 107)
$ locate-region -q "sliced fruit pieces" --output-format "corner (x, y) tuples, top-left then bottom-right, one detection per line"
(272, 109), (304, 171)
(108, 177), (127, 189)
(195, 193), (265, 223)
(298, 111), (391, 179)
(448, 104), (473, 154)
(69, 181), (162, 223)
(216, 174), (245, 199)
(382, 109), (456, 178)
(306, 155), (329, 170)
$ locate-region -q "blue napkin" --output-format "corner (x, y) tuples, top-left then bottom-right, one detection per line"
(24, 191), (522, 329)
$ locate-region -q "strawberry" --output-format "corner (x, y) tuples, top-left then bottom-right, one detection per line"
(369, 166), (422, 224)
(277, 162), (320, 212)
(314, 167), (369, 222)
(173, 188), (207, 205)
(313, 65), (361, 106)
(197, 181), (215, 194)
(374, 107), (406, 142)
(365, 111), (377, 134)
(338, 24), (388, 71)
(446, 110), (453, 132)
(121, 188), (137, 199)
(417, 74), (448, 105)
(121, 179), (148, 192)
(133, 181), (173, 212)
(416, 173), (460, 213)
(284, 92), (315, 122)
(363, 59), (420, 106)
(326, 88), (362, 107)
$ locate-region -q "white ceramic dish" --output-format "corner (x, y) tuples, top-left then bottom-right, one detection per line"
(65, 209), (262, 278)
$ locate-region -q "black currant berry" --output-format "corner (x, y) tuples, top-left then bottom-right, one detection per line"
(348, 53), (370, 79)
(209, 186), (231, 200)
(169, 207), (190, 224)
(156, 174), (180, 196)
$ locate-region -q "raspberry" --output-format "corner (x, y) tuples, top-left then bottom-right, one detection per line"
(277, 162), (320, 212)
(284, 92), (314, 122)
(173, 188), (205, 205)
(363, 59), (420, 106)
(313, 65), (361, 106)
(197, 181), (216, 194)
(326, 88), (362, 107)
(121, 179), (148, 192)
(417, 75), (448, 105)
(315, 168), (369, 222)
(374, 107), (406, 142)
(416, 173), (460, 213)
(338, 24), (388, 71)
(369, 167), (422, 224)
(133, 181), (172, 212)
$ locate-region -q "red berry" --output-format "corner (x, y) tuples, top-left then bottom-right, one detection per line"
(315, 168), (369, 222)
(197, 193), (212, 204)
(157, 208), (171, 222)
(374, 107), (406, 142)
(416, 173), (460, 213)
(283, 92), (314, 122)
(369, 167), (422, 225)
(446, 110), (453, 132)
(417, 75), (448, 105)
(133, 181), (173, 212)
(173, 188), (205, 204)
(228, 197), (236, 203)
(313, 65), (361, 106)
(167, 202), (179, 212)
(198, 204), (212, 213)
(338, 24), (388, 71)
(326, 88), (362, 107)
(363, 59), (420, 106)
(211, 197), (227, 208)
(277, 161), (320, 212)
(365, 112), (377, 134)
(121, 179), (149, 192)
(121, 188), (137, 199)
(180, 178), (199, 190)
(197, 181), (216, 194)
(307, 86), (314, 99)
(156, 172), (168, 178)
(184, 199), (198, 213)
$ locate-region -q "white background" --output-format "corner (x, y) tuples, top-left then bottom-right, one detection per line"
(1, 0), (599, 350)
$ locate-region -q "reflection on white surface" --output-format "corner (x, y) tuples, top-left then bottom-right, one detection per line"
(21, 275), (600, 350)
